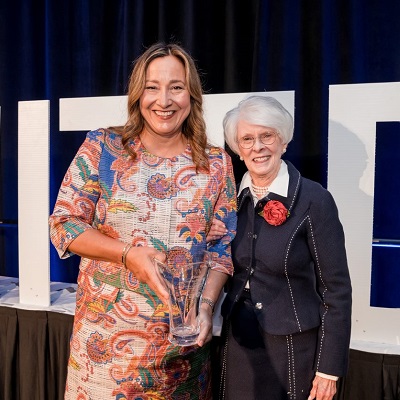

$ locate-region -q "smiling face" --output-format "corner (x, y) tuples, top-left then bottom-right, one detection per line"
(139, 55), (191, 139)
(237, 120), (286, 186)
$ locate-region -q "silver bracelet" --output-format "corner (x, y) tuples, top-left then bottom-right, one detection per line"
(201, 297), (215, 313)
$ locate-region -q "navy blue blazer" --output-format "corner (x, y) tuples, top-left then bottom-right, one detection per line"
(222, 160), (352, 376)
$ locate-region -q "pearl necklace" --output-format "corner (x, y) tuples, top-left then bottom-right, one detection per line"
(252, 183), (270, 198)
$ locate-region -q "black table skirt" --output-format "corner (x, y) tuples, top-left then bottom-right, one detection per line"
(336, 348), (400, 399)
(1, 305), (399, 399)
(0, 306), (73, 400)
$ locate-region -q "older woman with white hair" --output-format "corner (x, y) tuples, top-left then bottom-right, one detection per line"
(210, 96), (352, 400)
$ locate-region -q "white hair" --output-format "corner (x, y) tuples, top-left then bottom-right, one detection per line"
(223, 95), (294, 155)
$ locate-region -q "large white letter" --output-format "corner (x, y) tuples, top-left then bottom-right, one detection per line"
(328, 82), (400, 346)
(18, 100), (50, 306)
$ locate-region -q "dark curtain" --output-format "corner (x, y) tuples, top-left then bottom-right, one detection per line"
(1, 0), (400, 282)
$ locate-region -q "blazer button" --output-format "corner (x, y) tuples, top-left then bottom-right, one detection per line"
(255, 302), (263, 310)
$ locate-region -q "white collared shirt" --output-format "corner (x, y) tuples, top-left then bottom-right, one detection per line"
(238, 160), (289, 205)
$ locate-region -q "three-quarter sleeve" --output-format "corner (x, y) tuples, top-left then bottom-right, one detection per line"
(49, 129), (104, 259)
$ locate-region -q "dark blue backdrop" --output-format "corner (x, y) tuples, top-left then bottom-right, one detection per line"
(1, 1), (399, 303)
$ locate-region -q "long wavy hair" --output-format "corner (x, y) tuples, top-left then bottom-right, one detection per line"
(111, 42), (209, 172)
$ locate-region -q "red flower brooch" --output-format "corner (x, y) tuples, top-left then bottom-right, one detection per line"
(259, 200), (290, 226)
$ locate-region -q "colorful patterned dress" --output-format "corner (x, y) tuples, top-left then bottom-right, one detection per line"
(49, 128), (237, 399)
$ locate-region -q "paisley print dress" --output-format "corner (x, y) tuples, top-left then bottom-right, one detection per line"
(49, 128), (237, 399)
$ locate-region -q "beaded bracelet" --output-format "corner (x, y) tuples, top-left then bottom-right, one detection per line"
(201, 297), (215, 313)
(121, 243), (133, 268)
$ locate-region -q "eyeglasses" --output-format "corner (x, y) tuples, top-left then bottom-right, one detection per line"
(237, 131), (277, 149)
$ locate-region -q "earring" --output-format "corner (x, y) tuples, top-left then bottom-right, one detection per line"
(240, 156), (243, 161)
(282, 148), (286, 154)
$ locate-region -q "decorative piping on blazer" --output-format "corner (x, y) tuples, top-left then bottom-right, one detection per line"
(288, 170), (301, 211)
(286, 334), (297, 399)
(284, 215), (309, 332)
(307, 216), (329, 372)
